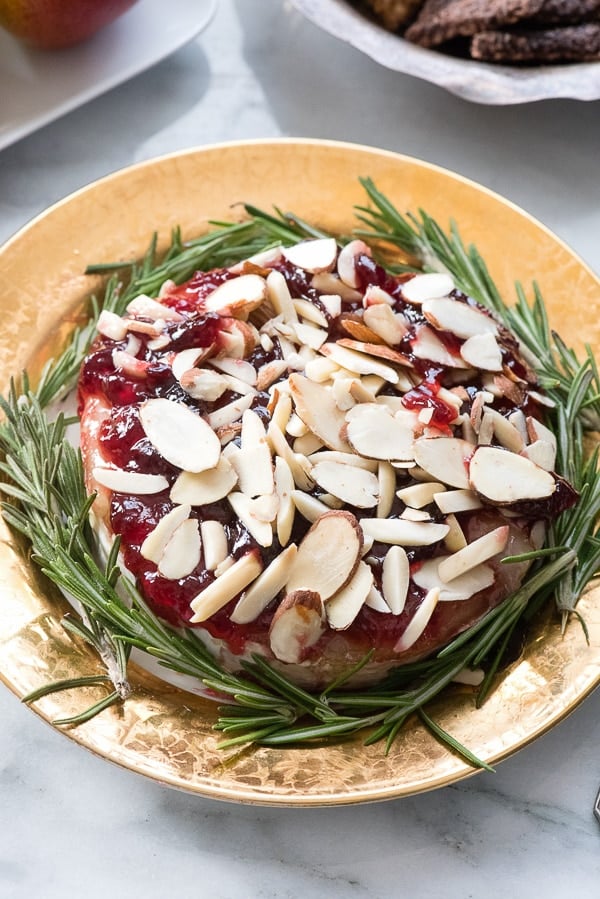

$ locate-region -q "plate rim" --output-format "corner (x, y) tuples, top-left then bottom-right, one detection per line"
(1, 137), (600, 807)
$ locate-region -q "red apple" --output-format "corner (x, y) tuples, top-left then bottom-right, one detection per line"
(0, 0), (139, 49)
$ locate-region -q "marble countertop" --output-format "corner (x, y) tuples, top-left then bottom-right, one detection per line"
(1, 1), (600, 895)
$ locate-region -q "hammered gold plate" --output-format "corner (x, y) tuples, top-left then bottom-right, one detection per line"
(1, 139), (600, 806)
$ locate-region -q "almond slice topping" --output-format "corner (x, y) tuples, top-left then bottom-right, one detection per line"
(311, 460), (379, 509)
(189, 551), (263, 622)
(345, 403), (415, 462)
(141, 503), (192, 563)
(413, 436), (473, 489)
(269, 590), (325, 663)
(179, 368), (229, 401)
(282, 237), (338, 274)
(362, 303), (408, 343)
(200, 520), (228, 571)
(437, 525), (508, 583)
(469, 446), (556, 503)
(291, 490), (332, 524)
(326, 561), (373, 630)
(394, 588), (440, 652)
(320, 342), (400, 384)
(365, 585), (391, 613)
(139, 398), (221, 473)
(433, 488), (482, 514)
(204, 273), (267, 318)
(360, 518), (449, 546)
(412, 558), (495, 601)
(285, 510), (363, 599)
(97, 310), (128, 341)
(288, 373), (351, 452)
(411, 325), (469, 369)
(460, 332), (503, 371)
(126, 294), (184, 322)
(337, 239), (371, 288)
(207, 394), (255, 430)
(170, 455), (238, 505)
(422, 298), (498, 340)
(92, 466), (169, 495)
(227, 492), (273, 547)
(158, 519), (201, 580)
(381, 545), (410, 615)
(402, 273), (455, 304)
(396, 481), (446, 509)
(377, 461), (396, 519)
(231, 544), (298, 624)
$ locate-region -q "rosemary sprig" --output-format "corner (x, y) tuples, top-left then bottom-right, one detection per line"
(1, 183), (599, 769)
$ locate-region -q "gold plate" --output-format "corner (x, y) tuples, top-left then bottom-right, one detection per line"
(1, 139), (600, 806)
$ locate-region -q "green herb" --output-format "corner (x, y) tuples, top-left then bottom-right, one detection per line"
(1, 182), (599, 770)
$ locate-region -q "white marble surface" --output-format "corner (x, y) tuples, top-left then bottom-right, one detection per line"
(1, 1), (600, 895)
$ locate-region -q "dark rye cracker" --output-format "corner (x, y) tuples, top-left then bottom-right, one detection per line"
(405, 0), (545, 48)
(530, 0), (600, 25)
(471, 23), (600, 63)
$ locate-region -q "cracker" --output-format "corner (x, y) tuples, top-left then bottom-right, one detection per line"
(405, 0), (545, 48)
(471, 23), (600, 63)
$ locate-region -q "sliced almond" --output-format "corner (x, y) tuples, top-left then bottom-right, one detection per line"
(231, 544), (298, 624)
(293, 298), (329, 327)
(139, 398), (221, 473)
(338, 317), (385, 345)
(469, 446), (556, 503)
(303, 356), (340, 383)
(141, 503), (192, 563)
(293, 433), (324, 456)
(230, 410), (274, 497)
(526, 415), (557, 450)
(170, 456), (237, 505)
(112, 349), (150, 379)
(248, 493), (279, 523)
(158, 519), (201, 580)
(256, 359), (289, 391)
(413, 436), (473, 489)
(522, 440), (556, 472)
(227, 492), (273, 547)
(485, 408), (525, 453)
(282, 237), (337, 274)
(189, 551), (263, 622)
(412, 557), (495, 601)
(363, 284), (396, 307)
(433, 488), (482, 514)
(172, 348), (210, 383)
(401, 508), (431, 522)
(274, 456), (295, 546)
(288, 373), (351, 452)
(97, 310), (128, 341)
(337, 239), (371, 288)
(443, 513), (468, 552)
(200, 520), (228, 571)
(204, 274), (267, 318)
(311, 461), (379, 509)
(326, 561), (373, 630)
(396, 481), (446, 509)
(320, 342), (400, 384)
(92, 466), (169, 495)
(377, 461), (397, 519)
(312, 271), (361, 303)
(210, 357), (257, 386)
(381, 545), (410, 615)
(411, 325), (469, 369)
(362, 302), (408, 344)
(126, 294), (183, 322)
(337, 339), (412, 368)
(360, 517), (449, 546)
(218, 319), (260, 358)
(207, 394), (255, 430)
(423, 298), (498, 340)
(365, 585), (391, 613)
(269, 589), (324, 664)
(319, 293), (343, 317)
(402, 273), (454, 305)
(460, 332), (503, 371)
(307, 450), (377, 473)
(394, 587), (440, 652)
(291, 489), (333, 523)
(285, 510), (362, 599)
(229, 245), (283, 272)
(345, 403), (415, 462)
(179, 368), (230, 401)
(438, 525), (508, 583)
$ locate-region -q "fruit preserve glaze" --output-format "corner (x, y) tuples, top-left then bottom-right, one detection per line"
(79, 236), (577, 689)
